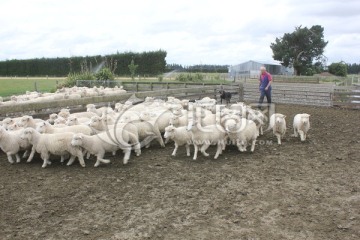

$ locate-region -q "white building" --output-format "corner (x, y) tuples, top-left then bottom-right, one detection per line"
(228, 60), (294, 79)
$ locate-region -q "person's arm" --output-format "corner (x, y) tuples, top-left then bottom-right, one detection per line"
(265, 73), (272, 90)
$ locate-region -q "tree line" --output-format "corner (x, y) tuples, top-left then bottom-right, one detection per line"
(166, 63), (229, 73)
(0, 50), (167, 77)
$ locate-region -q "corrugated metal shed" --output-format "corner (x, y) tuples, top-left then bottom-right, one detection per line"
(229, 60), (293, 78)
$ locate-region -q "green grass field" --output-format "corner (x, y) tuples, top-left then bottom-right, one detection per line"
(0, 77), (65, 97)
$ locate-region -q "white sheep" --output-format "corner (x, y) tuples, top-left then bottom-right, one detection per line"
(88, 117), (142, 155)
(36, 121), (93, 135)
(0, 126), (31, 163)
(293, 113), (311, 141)
(235, 119), (258, 152)
(124, 120), (164, 148)
(71, 128), (137, 166)
(164, 125), (192, 156)
(269, 113), (287, 145)
(18, 115), (44, 129)
(21, 128), (85, 168)
(186, 118), (226, 160)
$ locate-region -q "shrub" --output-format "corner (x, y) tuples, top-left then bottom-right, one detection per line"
(60, 72), (95, 88)
(95, 68), (114, 80)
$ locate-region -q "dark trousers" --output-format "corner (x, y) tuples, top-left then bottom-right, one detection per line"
(258, 89), (271, 109)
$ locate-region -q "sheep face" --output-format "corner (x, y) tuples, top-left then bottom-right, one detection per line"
(66, 116), (77, 126)
(301, 114), (310, 125)
(89, 116), (102, 127)
(21, 128), (34, 142)
(164, 126), (175, 139)
(18, 116), (32, 127)
(7, 123), (21, 131)
(49, 114), (58, 123)
(86, 104), (96, 112)
(275, 115), (286, 124)
(58, 111), (70, 119)
(36, 122), (48, 133)
(71, 134), (83, 147)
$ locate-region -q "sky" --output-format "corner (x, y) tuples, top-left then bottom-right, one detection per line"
(0, 0), (359, 66)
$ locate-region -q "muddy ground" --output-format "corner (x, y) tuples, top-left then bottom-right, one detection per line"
(0, 104), (359, 240)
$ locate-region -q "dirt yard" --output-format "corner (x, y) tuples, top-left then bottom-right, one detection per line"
(0, 104), (359, 240)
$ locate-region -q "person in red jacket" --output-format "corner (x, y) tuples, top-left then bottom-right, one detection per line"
(258, 66), (272, 109)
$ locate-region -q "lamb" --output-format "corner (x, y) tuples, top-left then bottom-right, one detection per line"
(71, 128), (137, 167)
(292, 113), (311, 141)
(236, 119), (259, 152)
(219, 89), (232, 104)
(18, 115), (44, 129)
(21, 128), (85, 168)
(124, 120), (164, 148)
(186, 117), (226, 160)
(269, 113), (287, 145)
(164, 125), (192, 156)
(0, 126), (31, 163)
(36, 121), (94, 135)
(88, 117), (142, 154)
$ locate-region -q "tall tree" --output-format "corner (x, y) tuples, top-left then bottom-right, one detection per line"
(270, 25), (328, 75)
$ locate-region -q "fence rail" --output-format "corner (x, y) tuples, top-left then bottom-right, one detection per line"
(332, 87), (360, 109)
(1, 81), (359, 118)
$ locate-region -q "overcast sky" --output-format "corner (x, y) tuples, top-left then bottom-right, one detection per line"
(1, 0), (359, 66)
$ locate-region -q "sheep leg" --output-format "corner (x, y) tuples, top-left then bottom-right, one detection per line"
(15, 153), (21, 163)
(41, 153), (50, 168)
(22, 150), (30, 158)
(299, 130), (305, 141)
(171, 142), (179, 156)
(293, 127), (298, 137)
(122, 148), (131, 165)
(158, 137), (165, 148)
(26, 147), (36, 163)
(260, 126), (263, 135)
(276, 133), (282, 145)
(200, 143), (210, 157)
(112, 151), (117, 156)
(193, 144), (199, 160)
(185, 144), (191, 157)
(250, 139), (256, 152)
(133, 142), (141, 156)
(94, 151), (105, 167)
(214, 144), (222, 159)
(6, 153), (15, 164)
(66, 156), (76, 166)
(76, 151), (86, 167)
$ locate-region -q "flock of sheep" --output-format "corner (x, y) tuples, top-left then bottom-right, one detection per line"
(0, 86), (311, 168)
(0, 86), (126, 106)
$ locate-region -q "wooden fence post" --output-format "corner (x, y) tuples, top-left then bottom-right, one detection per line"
(238, 83), (244, 102)
(150, 82), (153, 91)
(34, 81), (38, 92)
(136, 82), (139, 92)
